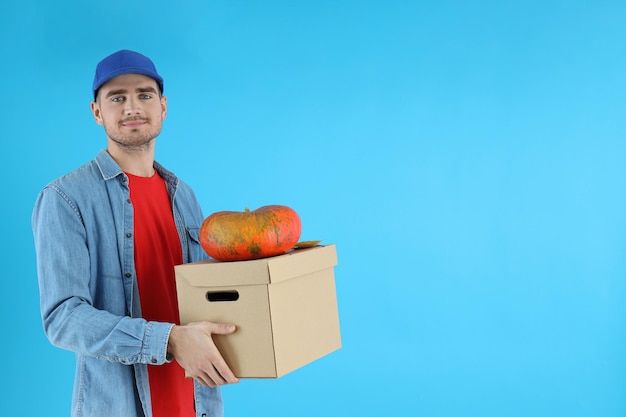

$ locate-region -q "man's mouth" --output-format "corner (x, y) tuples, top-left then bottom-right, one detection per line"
(121, 118), (148, 128)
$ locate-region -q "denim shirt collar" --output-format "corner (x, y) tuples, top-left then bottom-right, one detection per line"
(94, 149), (179, 189)
(94, 149), (124, 180)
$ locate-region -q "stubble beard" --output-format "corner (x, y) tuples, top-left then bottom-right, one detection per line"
(105, 119), (162, 152)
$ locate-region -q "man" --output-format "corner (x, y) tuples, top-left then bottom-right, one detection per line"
(32, 50), (239, 417)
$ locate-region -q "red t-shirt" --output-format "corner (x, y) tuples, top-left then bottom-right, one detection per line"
(127, 171), (195, 417)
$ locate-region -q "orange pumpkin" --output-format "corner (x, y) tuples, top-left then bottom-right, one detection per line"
(199, 205), (302, 261)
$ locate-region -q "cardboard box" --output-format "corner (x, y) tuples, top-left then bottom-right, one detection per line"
(174, 244), (341, 378)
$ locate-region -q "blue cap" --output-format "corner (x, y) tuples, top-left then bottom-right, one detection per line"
(92, 50), (164, 99)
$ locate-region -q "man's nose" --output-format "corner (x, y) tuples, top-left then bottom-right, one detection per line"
(124, 97), (141, 115)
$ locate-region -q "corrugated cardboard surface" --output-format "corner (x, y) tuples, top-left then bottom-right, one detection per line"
(174, 244), (341, 378)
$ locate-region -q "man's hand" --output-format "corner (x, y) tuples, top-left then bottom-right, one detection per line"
(167, 321), (240, 387)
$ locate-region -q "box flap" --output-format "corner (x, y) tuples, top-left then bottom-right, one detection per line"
(266, 244), (338, 283)
(175, 244), (338, 287)
(175, 257), (271, 287)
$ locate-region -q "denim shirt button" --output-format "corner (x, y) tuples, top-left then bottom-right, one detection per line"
(125, 273), (131, 278)
(126, 232), (132, 238)
(151, 358), (158, 364)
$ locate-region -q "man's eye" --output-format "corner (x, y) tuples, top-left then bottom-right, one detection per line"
(111, 96), (124, 103)
(140, 94), (152, 100)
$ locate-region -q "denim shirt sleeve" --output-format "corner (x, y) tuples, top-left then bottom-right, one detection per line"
(32, 172), (172, 366)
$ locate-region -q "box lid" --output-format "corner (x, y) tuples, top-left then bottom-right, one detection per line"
(175, 244), (338, 287)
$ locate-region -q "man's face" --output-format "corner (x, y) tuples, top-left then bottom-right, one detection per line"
(91, 73), (167, 150)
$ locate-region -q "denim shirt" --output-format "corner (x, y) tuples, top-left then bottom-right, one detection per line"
(32, 150), (223, 417)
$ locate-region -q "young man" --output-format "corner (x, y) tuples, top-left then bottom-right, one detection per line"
(32, 50), (239, 417)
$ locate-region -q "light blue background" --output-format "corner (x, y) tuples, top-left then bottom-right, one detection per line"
(2, 1), (626, 416)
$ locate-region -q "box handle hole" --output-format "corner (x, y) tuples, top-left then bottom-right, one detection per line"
(206, 290), (240, 302)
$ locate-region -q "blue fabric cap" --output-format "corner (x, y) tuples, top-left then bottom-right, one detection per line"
(92, 50), (164, 99)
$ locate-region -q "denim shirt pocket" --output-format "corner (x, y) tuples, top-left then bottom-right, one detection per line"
(185, 226), (208, 262)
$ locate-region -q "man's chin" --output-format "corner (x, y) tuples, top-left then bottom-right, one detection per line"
(108, 135), (157, 151)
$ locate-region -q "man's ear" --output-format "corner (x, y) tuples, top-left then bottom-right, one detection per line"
(91, 101), (104, 125)
(161, 95), (167, 121)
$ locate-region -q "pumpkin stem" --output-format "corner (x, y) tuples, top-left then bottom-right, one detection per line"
(245, 207), (250, 212)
